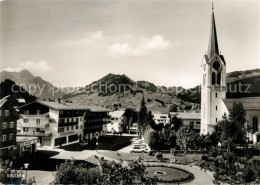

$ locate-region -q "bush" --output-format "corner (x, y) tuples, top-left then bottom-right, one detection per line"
(155, 152), (163, 161)
(148, 151), (154, 156)
(201, 155), (209, 161)
(0, 170), (7, 182)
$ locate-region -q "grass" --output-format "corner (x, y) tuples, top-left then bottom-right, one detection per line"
(100, 152), (202, 164)
(145, 166), (190, 181)
(61, 135), (134, 151)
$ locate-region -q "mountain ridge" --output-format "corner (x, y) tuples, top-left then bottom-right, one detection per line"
(1, 68), (259, 112)
(0, 70), (66, 99)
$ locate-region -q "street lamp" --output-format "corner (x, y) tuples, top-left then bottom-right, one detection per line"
(24, 163), (29, 183)
(218, 142), (222, 155)
(95, 132), (99, 152)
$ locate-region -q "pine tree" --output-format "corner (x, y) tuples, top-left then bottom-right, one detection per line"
(138, 96), (148, 135)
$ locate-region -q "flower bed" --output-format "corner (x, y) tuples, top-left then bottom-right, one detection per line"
(145, 164), (194, 183)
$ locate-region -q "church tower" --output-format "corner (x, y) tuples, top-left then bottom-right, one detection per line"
(200, 5), (227, 135)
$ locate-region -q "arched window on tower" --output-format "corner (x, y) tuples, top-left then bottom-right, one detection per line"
(253, 116), (258, 133)
(211, 72), (216, 85)
(203, 74), (206, 86)
(217, 72), (221, 85)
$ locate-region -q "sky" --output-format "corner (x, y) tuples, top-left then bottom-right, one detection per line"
(1, 0), (260, 88)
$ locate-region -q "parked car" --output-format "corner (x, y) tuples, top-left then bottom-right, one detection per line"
(130, 143), (150, 153)
(130, 146), (149, 153)
(131, 140), (143, 145)
(131, 138), (141, 142)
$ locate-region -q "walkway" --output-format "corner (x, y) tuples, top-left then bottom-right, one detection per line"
(27, 170), (54, 185)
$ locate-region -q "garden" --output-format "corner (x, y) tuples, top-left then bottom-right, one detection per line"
(145, 165), (194, 183)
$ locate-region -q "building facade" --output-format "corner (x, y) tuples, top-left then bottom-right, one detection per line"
(83, 106), (110, 140)
(0, 96), (19, 161)
(18, 101), (110, 148)
(107, 111), (125, 133)
(153, 113), (170, 126)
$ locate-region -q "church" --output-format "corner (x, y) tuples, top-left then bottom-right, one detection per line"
(200, 6), (260, 144)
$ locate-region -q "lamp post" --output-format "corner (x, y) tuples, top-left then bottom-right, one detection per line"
(24, 163), (29, 183)
(95, 132), (99, 152)
(218, 142), (222, 155)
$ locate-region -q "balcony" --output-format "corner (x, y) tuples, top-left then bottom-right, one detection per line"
(20, 123), (49, 128)
(21, 112), (49, 118)
(17, 132), (52, 137)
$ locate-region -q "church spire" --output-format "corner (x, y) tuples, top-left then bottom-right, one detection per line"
(207, 3), (219, 60)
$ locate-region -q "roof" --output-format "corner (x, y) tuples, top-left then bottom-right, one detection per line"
(38, 101), (92, 110)
(223, 97), (260, 110)
(207, 11), (219, 60)
(84, 105), (110, 112)
(109, 111), (125, 118)
(170, 112), (201, 120)
(153, 113), (169, 119)
(19, 100), (110, 112)
(0, 95), (10, 108)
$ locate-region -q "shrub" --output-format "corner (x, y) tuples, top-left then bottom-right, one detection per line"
(155, 152), (163, 161)
(0, 170), (7, 182)
(202, 155), (209, 161)
(148, 151), (154, 156)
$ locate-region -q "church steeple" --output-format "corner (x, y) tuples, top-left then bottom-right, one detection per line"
(207, 3), (219, 60)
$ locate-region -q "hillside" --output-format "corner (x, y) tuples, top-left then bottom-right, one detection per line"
(0, 70), (66, 99)
(0, 79), (37, 107)
(178, 68), (260, 103)
(63, 73), (197, 112)
(1, 68), (258, 112)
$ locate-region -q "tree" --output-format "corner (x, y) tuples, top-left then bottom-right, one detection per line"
(143, 127), (165, 150)
(54, 159), (99, 184)
(169, 114), (183, 132)
(98, 160), (156, 184)
(176, 122), (198, 152)
(215, 102), (248, 153)
(138, 96), (148, 135)
(169, 104), (177, 112)
(55, 159), (157, 185)
(229, 102), (249, 145)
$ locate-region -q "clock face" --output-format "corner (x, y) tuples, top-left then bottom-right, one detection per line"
(213, 61), (220, 70)
(203, 64), (206, 71)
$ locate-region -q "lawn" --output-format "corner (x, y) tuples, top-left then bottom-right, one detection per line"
(61, 135), (134, 151)
(100, 152), (202, 164)
(145, 166), (191, 181)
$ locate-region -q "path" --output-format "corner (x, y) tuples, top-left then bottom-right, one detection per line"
(27, 170), (54, 185)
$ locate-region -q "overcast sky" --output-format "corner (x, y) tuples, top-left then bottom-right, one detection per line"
(1, 0), (259, 88)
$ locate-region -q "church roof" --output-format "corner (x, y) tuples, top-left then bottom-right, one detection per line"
(207, 11), (219, 60)
(223, 97), (260, 110)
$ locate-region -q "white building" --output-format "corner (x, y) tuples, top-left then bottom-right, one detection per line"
(18, 101), (110, 148)
(153, 113), (170, 126)
(107, 111), (125, 133)
(200, 7), (260, 143)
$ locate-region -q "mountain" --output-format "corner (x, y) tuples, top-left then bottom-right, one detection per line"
(0, 79), (37, 106)
(0, 70), (66, 99)
(63, 73), (197, 113)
